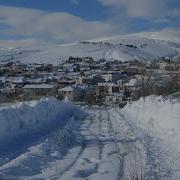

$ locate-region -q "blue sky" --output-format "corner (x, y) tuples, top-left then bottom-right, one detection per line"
(0, 0), (108, 21)
(0, 0), (179, 46)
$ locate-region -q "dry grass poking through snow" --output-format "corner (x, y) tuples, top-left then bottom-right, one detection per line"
(123, 166), (146, 180)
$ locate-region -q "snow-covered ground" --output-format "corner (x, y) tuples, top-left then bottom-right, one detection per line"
(0, 97), (180, 179)
(0, 33), (180, 64)
(0, 98), (84, 178)
(0, 104), (144, 180)
(0, 98), (81, 148)
(121, 96), (180, 179)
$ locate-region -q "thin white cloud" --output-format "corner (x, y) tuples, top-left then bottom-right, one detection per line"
(99, 0), (180, 19)
(145, 28), (180, 42)
(70, 0), (79, 6)
(0, 38), (49, 49)
(0, 5), (125, 45)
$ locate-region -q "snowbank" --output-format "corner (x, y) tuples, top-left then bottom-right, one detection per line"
(0, 98), (83, 150)
(122, 96), (180, 140)
(121, 96), (180, 178)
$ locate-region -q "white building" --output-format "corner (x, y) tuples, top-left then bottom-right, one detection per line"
(58, 85), (84, 101)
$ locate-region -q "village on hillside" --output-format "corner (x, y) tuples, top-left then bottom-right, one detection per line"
(0, 56), (180, 107)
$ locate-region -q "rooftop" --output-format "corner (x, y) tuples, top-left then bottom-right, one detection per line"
(23, 84), (55, 89)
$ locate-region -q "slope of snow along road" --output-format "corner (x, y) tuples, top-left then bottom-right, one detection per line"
(121, 96), (180, 179)
(0, 33), (180, 64)
(0, 98), (82, 148)
(0, 98), (84, 179)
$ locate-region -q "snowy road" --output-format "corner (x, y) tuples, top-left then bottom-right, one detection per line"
(0, 106), (168, 179)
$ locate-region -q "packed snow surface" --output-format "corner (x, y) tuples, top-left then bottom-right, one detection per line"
(0, 34), (180, 64)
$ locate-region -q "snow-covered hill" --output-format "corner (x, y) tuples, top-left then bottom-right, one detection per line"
(0, 33), (180, 64)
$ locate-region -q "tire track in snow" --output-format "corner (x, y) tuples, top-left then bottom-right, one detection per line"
(51, 141), (87, 179)
(58, 109), (104, 179)
(55, 107), (145, 180)
(86, 109), (104, 171)
(73, 109), (107, 179)
(108, 109), (144, 180)
(88, 108), (128, 180)
(107, 110), (127, 180)
(48, 115), (89, 179)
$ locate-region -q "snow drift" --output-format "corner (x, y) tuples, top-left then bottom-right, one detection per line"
(0, 98), (83, 152)
(121, 96), (180, 178)
(121, 96), (180, 148)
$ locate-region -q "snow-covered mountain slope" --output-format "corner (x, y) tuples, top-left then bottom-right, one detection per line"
(0, 33), (180, 64)
(133, 30), (180, 43)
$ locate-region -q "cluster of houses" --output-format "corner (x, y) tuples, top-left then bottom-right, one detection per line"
(0, 56), (180, 107)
